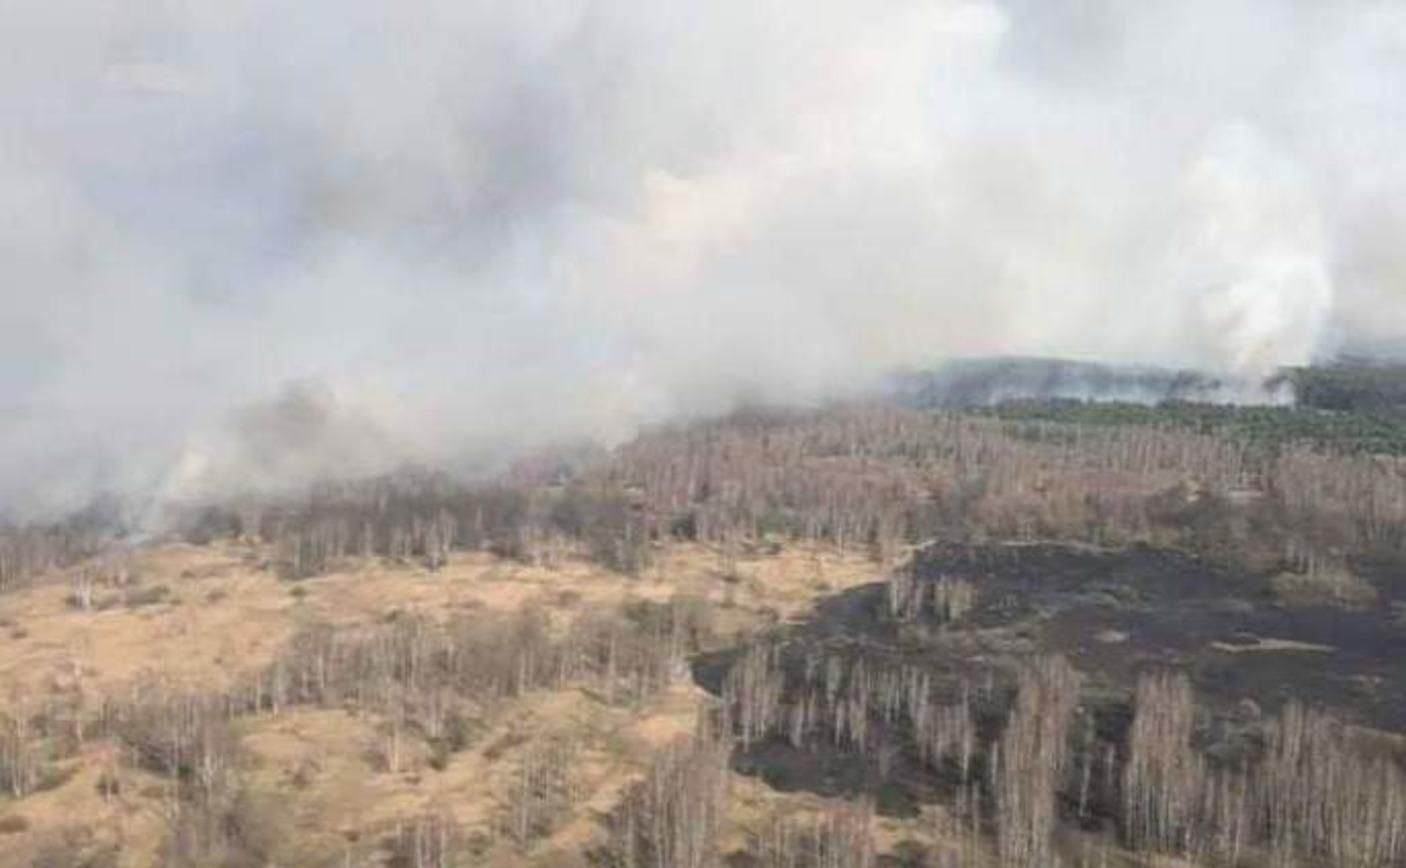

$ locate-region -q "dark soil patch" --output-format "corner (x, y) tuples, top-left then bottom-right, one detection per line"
(691, 540), (1406, 814)
(794, 541), (1406, 730)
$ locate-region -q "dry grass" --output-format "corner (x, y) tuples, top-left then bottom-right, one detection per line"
(0, 538), (879, 866)
(1270, 567), (1378, 608)
(0, 540), (872, 711)
(229, 680), (717, 864)
(0, 743), (170, 868)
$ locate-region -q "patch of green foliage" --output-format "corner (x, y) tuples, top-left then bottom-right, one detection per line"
(1276, 362), (1406, 414)
(979, 398), (1406, 456)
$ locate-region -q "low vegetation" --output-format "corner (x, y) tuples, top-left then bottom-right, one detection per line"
(2, 366), (1406, 865)
(1270, 563), (1379, 607)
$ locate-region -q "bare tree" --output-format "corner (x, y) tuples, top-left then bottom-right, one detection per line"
(993, 657), (1081, 867)
(756, 799), (875, 868)
(1122, 671), (1201, 853)
(611, 727), (731, 868)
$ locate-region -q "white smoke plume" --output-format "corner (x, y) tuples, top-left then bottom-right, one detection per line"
(2, 0), (1406, 516)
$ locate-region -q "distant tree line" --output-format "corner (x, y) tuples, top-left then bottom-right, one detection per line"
(7, 397), (1405, 592)
(981, 397), (1406, 457)
(180, 471), (652, 580)
(602, 404), (1406, 569)
(1279, 361), (1406, 416)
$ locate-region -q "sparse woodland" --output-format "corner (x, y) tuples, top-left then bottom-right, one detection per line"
(6, 402), (1406, 590)
(1, 593), (719, 866)
(3, 396), (1406, 865)
(155, 403), (1406, 586)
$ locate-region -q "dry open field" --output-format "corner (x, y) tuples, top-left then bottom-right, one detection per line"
(0, 539), (893, 867)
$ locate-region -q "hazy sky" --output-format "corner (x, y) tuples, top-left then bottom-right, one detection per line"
(3, 0), (1406, 515)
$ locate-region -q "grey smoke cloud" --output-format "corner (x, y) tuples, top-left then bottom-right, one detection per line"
(2, 0), (1406, 516)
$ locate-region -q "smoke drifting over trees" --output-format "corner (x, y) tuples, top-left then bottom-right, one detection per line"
(4, 0), (1406, 514)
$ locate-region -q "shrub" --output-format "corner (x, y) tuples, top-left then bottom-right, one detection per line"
(1271, 568), (1378, 607)
(124, 585), (170, 609)
(0, 814), (29, 834)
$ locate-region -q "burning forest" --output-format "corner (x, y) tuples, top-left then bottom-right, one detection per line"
(6, 0), (1406, 865)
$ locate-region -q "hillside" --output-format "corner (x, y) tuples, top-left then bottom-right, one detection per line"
(3, 390), (1406, 866)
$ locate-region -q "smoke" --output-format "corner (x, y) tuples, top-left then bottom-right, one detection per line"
(2, 0), (1406, 516)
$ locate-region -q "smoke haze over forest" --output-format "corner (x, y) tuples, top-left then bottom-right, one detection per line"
(4, 0), (1406, 516)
